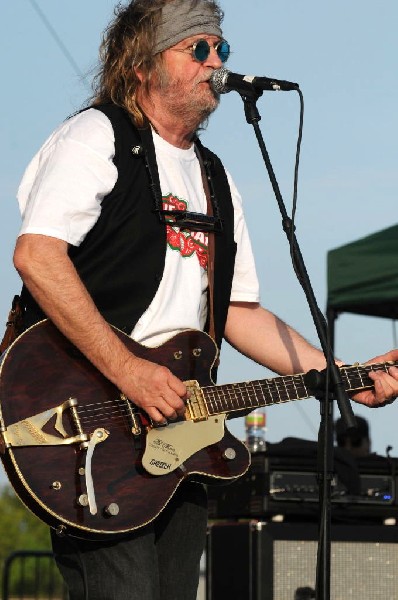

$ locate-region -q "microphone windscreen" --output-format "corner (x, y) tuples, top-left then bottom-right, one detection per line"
(209, 67), (230, 94)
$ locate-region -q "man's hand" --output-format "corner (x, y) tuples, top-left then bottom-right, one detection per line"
(119, 356), (188, 424)
(352, 349), (398, 407)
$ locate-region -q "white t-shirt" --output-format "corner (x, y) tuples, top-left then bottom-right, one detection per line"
(17, 109), (260, 346)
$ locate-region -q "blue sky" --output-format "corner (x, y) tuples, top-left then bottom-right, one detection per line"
(1, 1), (398, 486)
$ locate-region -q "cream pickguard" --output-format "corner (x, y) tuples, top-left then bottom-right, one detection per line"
(142, 414), (227, 475)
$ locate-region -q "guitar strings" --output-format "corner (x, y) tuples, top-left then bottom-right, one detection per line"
(71, 363), (385, 427)
(77, 399), (133, 425)
(203, 377), (309, 415)
(202, 362), (382, 415)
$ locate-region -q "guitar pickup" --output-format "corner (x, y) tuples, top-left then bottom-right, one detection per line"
(2, 398), (89, 448)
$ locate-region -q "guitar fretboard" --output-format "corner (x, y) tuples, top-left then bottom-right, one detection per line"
(202, 360), (398, 416)
(203, 374), (308, 415)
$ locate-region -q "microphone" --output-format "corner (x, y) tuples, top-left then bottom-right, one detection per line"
(210, 67), (299, 95)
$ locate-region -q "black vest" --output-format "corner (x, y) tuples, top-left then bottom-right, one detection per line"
(21, 104), (237, 354)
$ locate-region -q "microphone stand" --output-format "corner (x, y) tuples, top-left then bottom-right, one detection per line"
(238, 89), (356, 600)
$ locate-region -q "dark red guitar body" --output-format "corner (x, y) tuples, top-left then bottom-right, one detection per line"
(0, 321), (249, 539)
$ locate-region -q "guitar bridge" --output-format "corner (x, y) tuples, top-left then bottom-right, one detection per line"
(184, 380), (208, 422)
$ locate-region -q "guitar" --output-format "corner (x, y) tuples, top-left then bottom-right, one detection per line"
(0, 320), (394, 539)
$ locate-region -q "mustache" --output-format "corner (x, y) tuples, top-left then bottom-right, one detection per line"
(198, 68), (214, 84)
(156, 69), (220, 106)
(197, 71), (220, 99)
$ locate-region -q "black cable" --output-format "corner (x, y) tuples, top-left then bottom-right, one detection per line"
(289, 89), (305, 281)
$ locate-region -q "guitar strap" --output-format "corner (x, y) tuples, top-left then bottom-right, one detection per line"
(139, 123), (218, 343)
(195, 144), (216, 343)
(0, 295), (24, 354)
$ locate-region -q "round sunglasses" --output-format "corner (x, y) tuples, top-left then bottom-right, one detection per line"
(172, 39), (230, 64)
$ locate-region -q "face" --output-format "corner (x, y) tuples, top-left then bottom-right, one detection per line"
(154, 34), (225, 125)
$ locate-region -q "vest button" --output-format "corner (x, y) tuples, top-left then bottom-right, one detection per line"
(155, 274), (162, 283)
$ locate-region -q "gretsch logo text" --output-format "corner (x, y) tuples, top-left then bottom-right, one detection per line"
(149, 459), (172, 470)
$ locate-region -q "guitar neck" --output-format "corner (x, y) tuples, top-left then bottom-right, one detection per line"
(203, 360), (398, 416)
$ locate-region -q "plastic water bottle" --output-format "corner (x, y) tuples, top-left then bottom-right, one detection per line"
(245, 407), (267, 453)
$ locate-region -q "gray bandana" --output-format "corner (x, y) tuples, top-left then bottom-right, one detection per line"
(153, 0), (223, 55)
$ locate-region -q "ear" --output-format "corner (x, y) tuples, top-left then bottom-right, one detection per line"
(134, 65), (144, 82)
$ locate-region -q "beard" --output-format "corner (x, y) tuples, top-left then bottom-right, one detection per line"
(156, 67), (220, 129)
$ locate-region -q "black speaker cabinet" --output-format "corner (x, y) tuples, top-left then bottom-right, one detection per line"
(206, 521), (398, 600)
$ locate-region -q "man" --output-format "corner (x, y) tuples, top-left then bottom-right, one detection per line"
(12, 0), (398, 598)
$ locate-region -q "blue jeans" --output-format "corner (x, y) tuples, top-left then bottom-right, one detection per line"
(51, 482), (207, 600)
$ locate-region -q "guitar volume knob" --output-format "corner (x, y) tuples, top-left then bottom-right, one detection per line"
(77, 494), (89, 507)
(104, 503), (120, 516)
(222, 448), (236, 461)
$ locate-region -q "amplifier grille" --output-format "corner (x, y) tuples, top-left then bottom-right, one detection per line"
(206, 522), (398, 600)
(273, 539), (398, 600)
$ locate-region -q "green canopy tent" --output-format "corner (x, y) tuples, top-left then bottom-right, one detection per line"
(326, 225), (398, 347)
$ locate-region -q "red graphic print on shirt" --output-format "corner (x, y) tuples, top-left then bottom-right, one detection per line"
(162, 194), (208, 270)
